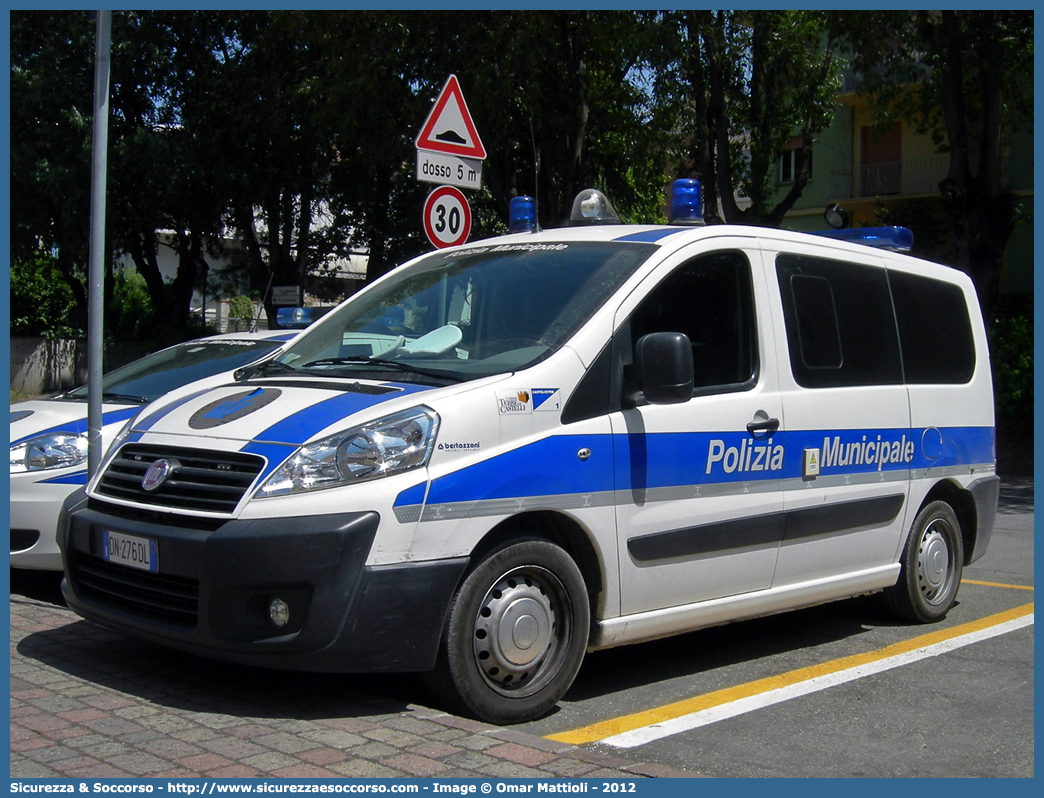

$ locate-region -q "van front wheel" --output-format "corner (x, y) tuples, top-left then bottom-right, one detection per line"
(885, 500), (964, 623)
(426, 540), (589, 725)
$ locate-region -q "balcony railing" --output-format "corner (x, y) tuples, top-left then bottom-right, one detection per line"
(861, 162), (902, 196)
(829, 155), (950, 200)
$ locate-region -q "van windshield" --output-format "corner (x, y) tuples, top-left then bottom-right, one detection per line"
(272, 242), (653, 383)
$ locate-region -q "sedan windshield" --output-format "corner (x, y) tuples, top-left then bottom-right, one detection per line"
(63, 338), (285, 403)
(273, 242), (654, 383)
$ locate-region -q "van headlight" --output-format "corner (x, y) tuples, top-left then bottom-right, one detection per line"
(10, 432), (88, 473)
(256, 406), (440, 497)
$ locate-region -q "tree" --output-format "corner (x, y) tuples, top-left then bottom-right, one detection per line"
(316, 11), (438, 283)
(11, 11), (237, 347)
(107, 11), (235, 346)
(10, 254), (80, 339)
(10, 11), (95, 332)
(436, 11), (671, 229)
(195, 11), (351, 321)
(829, 10), (1033, 318)
(454, 11), (671, 228)
(651, 10), (841, 226)
(9, 10), (848, 339)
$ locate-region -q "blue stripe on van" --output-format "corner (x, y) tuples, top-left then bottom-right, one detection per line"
(40, 470), (90, 485)
(136, 387), (220, 432)
(425, 434), (617, 506)
(613, 229), (688, 243)
(10, 406), (139, 447)
(250, 383), (431, 447)
(393, 481), (428, 509)
(241, 383), (434, 482)
(418, 426), (993, 511)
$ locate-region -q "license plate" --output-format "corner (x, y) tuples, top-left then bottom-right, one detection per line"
(101, 530), (158, 573)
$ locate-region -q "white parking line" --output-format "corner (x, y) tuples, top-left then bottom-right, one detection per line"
(547, 602), (1034, 747)
(603, 611), (1033, 748)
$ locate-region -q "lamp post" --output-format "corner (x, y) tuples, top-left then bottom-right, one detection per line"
(86, 10), (111, 478)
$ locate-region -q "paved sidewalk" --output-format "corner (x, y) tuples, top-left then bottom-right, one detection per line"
(11, 596), (695, 779)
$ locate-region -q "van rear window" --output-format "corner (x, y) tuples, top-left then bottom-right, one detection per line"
(889, 270), (975, 384)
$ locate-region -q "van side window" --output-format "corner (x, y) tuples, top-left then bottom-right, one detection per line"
(889, 270), (976, 384)
(630, 251), (757, 392)
(790, 275), (843, 369)
(777, 254), (903, 388)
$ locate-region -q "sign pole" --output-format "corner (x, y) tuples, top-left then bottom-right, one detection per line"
(87, 10), (111, 478)
(415, 74), (486, 248)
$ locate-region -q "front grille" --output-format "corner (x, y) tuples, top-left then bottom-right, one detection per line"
(86, 499), (227, 532)
(11, 529), (40, 552)
(97, 445), (264, 514)
(70, 550), (198, 628)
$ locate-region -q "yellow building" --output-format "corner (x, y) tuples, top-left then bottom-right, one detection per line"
(779, 81), (1033, 303)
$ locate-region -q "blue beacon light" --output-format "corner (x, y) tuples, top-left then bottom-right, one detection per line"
(508, 196), (537, 234)
(668, 179), (706, 225)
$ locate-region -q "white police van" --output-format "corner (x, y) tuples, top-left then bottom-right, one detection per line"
(59, 181), (998, 725)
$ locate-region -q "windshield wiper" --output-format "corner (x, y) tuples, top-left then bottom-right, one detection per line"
(101, 392), (150, 404)
(235, 357), (296, 381)
(300, 356), (464, 383)
(258, 359), (297, 375)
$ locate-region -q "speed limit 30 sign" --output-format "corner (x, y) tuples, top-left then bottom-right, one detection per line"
(423, 185), (472, 249)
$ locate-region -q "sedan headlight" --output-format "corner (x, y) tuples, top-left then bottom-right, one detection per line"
(257, 406), (439, 497)
(10, 432), (88, 473)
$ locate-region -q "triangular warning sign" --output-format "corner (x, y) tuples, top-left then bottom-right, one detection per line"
(415, 74), (486, 160)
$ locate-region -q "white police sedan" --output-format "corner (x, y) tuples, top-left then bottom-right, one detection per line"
(10, 330), (297, 570)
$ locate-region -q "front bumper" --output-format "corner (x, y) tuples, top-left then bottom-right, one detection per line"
(10, 471), (81, 571)
(59, 496), (468, 672)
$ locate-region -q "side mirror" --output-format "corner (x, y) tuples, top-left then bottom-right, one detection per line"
(633, 332), (694, 405)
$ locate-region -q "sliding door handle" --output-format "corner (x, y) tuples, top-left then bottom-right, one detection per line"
(746, 417), (780, 434)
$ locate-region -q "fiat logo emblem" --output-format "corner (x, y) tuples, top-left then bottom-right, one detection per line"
(141, 458), (177, 492)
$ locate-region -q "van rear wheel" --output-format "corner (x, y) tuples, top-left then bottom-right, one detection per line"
(884, 500), (964, 623)
(425, 539), (589, 725)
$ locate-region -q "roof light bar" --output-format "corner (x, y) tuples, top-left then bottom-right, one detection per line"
(811, 226), (914, 252)
(275, 307), (313, 328)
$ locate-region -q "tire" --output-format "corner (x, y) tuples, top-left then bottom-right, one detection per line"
(884, 500), (964, 623)
(425, 539), (590, 725)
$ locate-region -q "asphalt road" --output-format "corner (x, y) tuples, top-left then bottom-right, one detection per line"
(515, 477), (1034, 777)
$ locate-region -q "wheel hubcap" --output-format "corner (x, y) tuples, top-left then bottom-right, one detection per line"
(917, 521), (953, 605)
(473, 568), (560, 694)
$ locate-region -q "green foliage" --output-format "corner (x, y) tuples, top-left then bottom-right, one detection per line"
(829, 11), (1033, 318)
(828, 11), (1032, 146)
(990, 309), (1033, 434)
(649, 10), (841, 225)
(107, 270), (158, 343)
(10, 253), (80, 339)
(227, 295), (254, 320)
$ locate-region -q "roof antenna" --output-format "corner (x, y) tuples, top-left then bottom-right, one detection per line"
(529, 117), (541, 231)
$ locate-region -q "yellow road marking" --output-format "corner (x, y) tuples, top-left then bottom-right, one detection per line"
(963, 578), (1034, 591)
(547, 602), (1034, 745)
